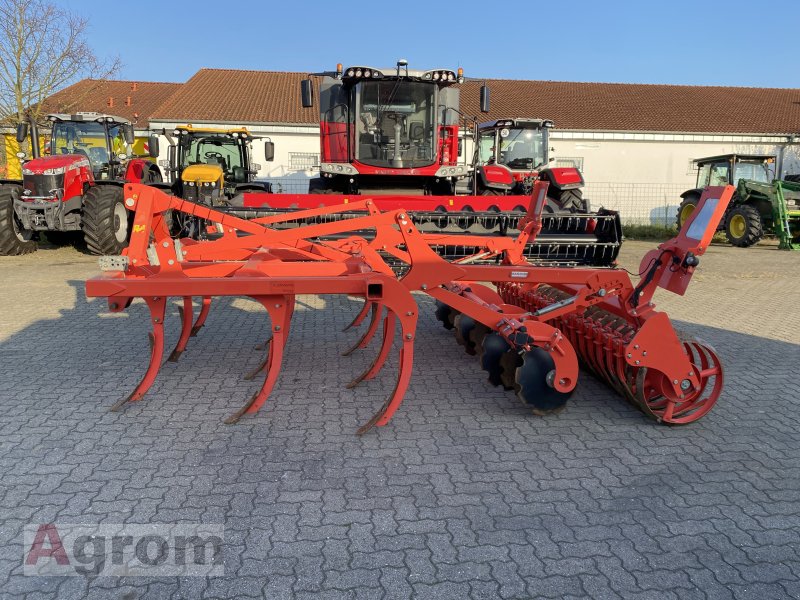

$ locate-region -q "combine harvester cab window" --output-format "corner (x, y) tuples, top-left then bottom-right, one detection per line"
(356, 80), (436, 168)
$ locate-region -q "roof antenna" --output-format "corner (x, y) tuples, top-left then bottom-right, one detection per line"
(397, 58), (408, 78)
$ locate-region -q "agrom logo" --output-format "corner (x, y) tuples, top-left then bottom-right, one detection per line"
(24, 523), (224, 577)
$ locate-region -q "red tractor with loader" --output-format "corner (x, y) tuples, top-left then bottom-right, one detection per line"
(0, 112), (161, 256)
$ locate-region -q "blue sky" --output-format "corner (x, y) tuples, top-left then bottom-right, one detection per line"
(56, 0), (798, 88)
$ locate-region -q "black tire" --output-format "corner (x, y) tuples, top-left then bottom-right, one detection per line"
(724, 204), (763, 247)
(0, 184), (37, 255)
(546, 188), (586, 212)
(480, 188), (502, 195)
(82, 185), (129, 255)
(676, 194), (700, 230)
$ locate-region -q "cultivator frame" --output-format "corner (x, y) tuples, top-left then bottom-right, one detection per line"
(86, 182), (733, 432)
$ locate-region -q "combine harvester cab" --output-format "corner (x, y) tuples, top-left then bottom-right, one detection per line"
(85, 181), (732, 432)
(220, 61), (623, 267)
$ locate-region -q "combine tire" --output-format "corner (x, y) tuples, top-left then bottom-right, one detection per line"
(0, 184), (37, 255)
(724, 204), (763, 247)
(547, 188), (586, 212)
(676, 194), (700, 229)
(82, 185), (129, 255)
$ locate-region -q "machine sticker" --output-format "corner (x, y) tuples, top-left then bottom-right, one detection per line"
(510, 271), (528, 278)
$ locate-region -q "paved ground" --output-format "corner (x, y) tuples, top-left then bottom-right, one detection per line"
(0, 237), (799, 599)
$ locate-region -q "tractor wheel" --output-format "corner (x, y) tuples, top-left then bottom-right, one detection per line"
(0, 184), (37, 255)
(547, 188), (586, 212)
(82, 185), (129, 255)
(480, 188), (502, 195)
(724, 204), (763, 247)
(676, 194), (700, 229)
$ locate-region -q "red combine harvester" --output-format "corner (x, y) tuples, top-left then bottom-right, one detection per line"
(225, 61), (622, 267)
(0, 112), (161, 255)
(85, 182), (731, 432)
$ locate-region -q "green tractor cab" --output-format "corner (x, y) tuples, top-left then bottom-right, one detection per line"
(677, 154), (776, 246)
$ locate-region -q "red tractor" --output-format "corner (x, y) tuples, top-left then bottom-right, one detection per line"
(473, 118), (587, 212)
(0, 112), (161, 255)
(301, 60), (472, 196)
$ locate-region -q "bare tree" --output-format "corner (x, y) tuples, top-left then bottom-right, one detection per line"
(0, 0), (121, 125)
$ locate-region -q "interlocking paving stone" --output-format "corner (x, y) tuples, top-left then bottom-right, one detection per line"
(0, 239), (799, 598)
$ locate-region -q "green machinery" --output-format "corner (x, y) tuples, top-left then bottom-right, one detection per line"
(677, 154), (799, 249)
(735, 178), (800, 250)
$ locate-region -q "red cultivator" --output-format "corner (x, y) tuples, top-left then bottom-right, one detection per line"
(85, 182), (733, 432)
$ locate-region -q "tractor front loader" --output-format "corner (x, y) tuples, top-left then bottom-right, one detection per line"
(85, 182), (732, 432)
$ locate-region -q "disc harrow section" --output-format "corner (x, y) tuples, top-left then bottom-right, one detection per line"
(495, 282), (724, 425)
(85, 182), (733, 434)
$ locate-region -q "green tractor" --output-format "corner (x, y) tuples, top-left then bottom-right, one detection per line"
(676, 154), (779, 247)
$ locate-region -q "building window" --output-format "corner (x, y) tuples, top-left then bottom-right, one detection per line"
(555, 156), (584, 170)
(288, 152), (319, 171)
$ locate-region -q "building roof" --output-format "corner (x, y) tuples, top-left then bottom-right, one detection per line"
(150, 69), (317, 125)
(40, 79), (181, 127)
(460, 79), (800, 135)
(41, 70), (800, 135)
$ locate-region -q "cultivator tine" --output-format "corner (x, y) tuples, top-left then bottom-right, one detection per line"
(225, 296), (293, 424)
(245, 296), (295, 381)
(343, 297), (371, 331)
(348, 310), (397, 389)
(111, 296), (167, 411)
(342, 303), (381, 356)
(356, 341), (415, 435)
(244, 337), (271, 381)
(168, 297), (194, 363)
(190, 296), (211, 337)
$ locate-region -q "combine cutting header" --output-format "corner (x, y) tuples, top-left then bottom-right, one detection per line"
(85, 183), (732, 432)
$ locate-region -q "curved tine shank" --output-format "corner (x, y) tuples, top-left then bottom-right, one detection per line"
(225, 296), (292, 424)
(168, 297), (194, 363)
(343, 297), (371, 332)
(190, 296), (212, 337)
(356, 340), (414, 435)
(244, 336), (272, 381)
(246, 295), (294, 380)
(347, 310), (397, 389)
(111, 296), (167, 411)
(342, 303), (381, 357)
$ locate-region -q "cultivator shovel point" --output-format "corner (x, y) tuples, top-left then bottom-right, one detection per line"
(86, 181), (733, 432)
